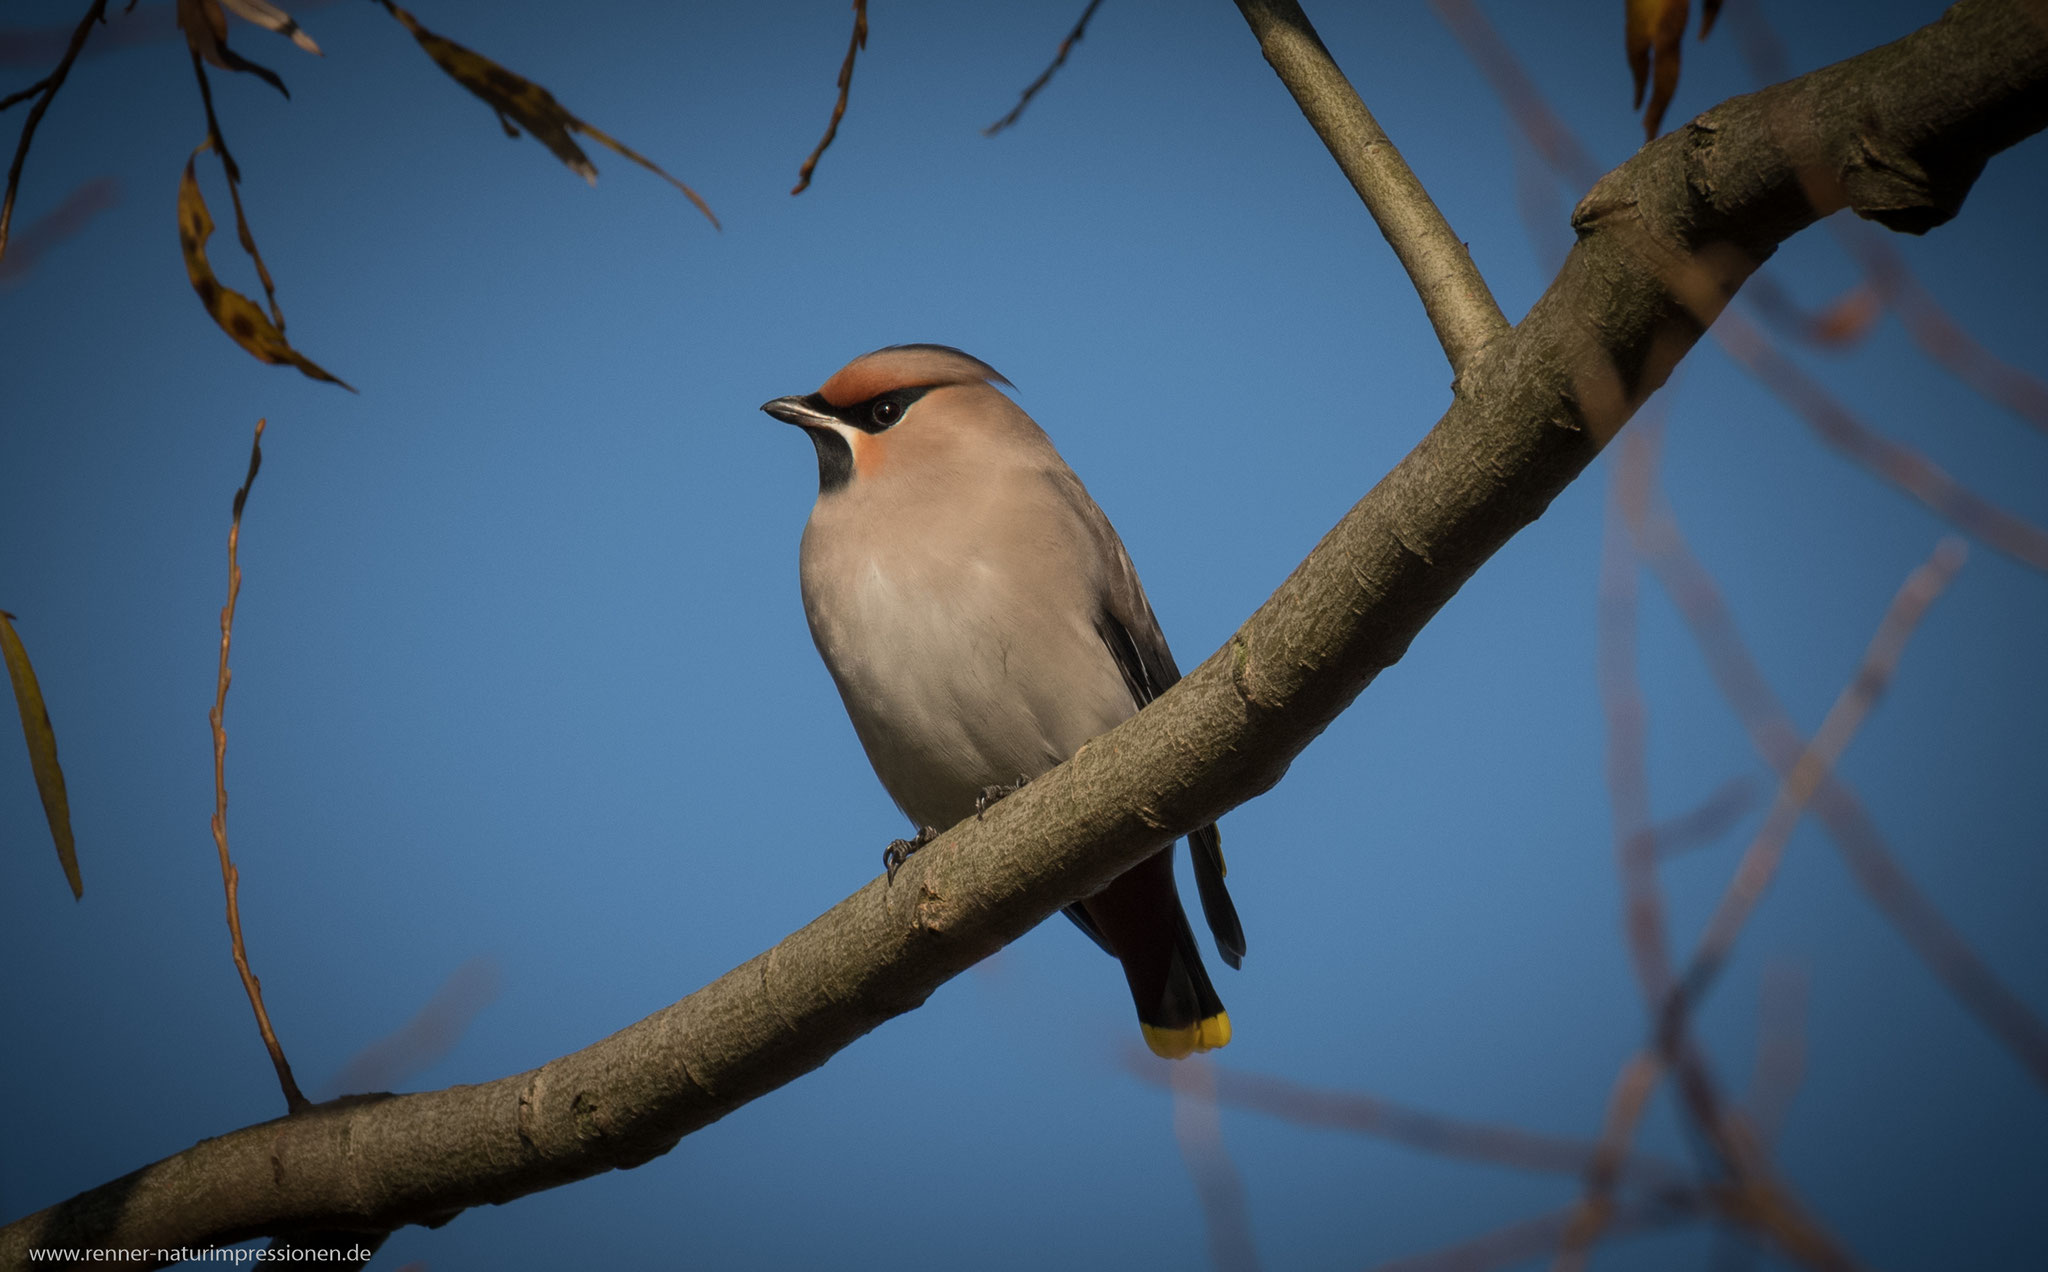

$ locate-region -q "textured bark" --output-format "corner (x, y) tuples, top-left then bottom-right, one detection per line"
(6, 0), (2046, 1263)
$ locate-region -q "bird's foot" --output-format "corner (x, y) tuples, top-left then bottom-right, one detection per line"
(883, 825), (940, 884)
(975, 774), (1032, 820)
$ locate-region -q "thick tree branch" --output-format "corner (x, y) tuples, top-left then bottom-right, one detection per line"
(1234, 0), (1508, 375)
(6, 0), (2047, 1261)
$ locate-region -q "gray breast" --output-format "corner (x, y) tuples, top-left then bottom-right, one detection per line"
(799, 480), (1136, 830)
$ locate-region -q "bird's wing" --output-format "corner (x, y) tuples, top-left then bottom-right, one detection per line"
(1043, 468), (1246, 969)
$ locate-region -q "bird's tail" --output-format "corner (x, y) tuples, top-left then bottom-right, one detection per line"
(1136, 904), (1232, 1060)
(1081, 846), (1231, 1059)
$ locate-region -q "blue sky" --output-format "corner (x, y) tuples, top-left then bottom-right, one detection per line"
(3, 1), (2045, 1267)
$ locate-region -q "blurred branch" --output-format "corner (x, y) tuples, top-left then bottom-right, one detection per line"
(1711, 311), (2048, 573)
(1442, 0), (2048, 564)
(1630, 467), (2048, 1089)
(1598, 412), (1675, 1002)
(1739, 273), (1882, 348)
(1830, 217), (2048, 434)
(1450, 0), (2048, 1088)
(1745, 960), (1809, 1146)
(326, 958), (503, 1098)
(983, 0), (1102, 136)
(1575, 511), (1965, 1268)
(0, 0), (106, 266)
(211, 419), (309, 1115)
(1124, 1054), (1690, 1191)
(1374, 1193), (1704, 1272)
(1668, 536), (1966, 1017)
(1233, 0), (1506, 375)
(791, 0), (866, 195)
(1575, 419), (1844, 1271)
(1653, 776), (1761, 861)
(10, 4), (2048, 1257)
(0, 174), (117, 284)
(1168, 1060), (1262, 1272)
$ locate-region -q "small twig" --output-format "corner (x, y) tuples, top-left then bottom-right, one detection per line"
(983, 0), (1102, 136)
(212, 418), (309, 1114)
(188, 47), (238, 181)
(1, 0), (108, 265)
(1233, 0), (1506, 375)
(790, 0), (866, 195)
(1, 76), (55, 113)
(1168, 1059), (1262, 1272)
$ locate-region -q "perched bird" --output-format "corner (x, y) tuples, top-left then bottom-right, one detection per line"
(761, 344), (1244, 1059)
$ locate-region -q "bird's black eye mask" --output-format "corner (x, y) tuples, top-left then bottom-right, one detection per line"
(795, 385), (937, 494)
(802, 384), (937, 434)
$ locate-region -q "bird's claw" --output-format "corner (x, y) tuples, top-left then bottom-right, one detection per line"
(883, 825), (940, 884)
(976, 774), (1032, 819)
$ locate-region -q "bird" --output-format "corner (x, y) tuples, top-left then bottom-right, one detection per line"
(761, 343), (1244, 1059)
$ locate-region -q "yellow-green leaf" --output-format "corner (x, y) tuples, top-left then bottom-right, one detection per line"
(1, 610), (81, 899)
(379, 0), (718, 229)
(178, 142), (353, 390)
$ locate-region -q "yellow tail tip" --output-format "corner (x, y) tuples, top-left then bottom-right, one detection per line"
(1141, 1011), (1232, 1059)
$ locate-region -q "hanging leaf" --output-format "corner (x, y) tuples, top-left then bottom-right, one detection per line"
(0, 610), (81, 899)
(178, 141), (354, 389)
(218, 0), (322, 56)
(177, 0), (289, 97)
(377, 0), (717, 229)
(1624, 0), (1719, 139)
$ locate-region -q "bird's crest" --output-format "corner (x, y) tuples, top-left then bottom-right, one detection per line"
(818, 344), (1013, 408)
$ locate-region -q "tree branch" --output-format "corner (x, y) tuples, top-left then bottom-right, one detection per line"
(1233, 0), (1507, 375)
(7, 0), (2047, 1259)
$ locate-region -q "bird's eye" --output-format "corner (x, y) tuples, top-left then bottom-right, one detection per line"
(871, 399), (903, 427)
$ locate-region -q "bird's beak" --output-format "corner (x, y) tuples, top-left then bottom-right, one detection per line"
(761, 395), (837, 431)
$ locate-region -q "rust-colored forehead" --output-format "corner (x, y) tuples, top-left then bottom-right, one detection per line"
(816, 344), (1012, 407)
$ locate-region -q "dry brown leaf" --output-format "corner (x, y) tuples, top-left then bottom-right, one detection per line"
(218, 0), (321, 56)
(177, 0), (288, 97)
(379, 0), (717, 229)
(1625, 0), (1718, 139)
(178, 141), (352, 389)
(1, 609), (80, 899)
